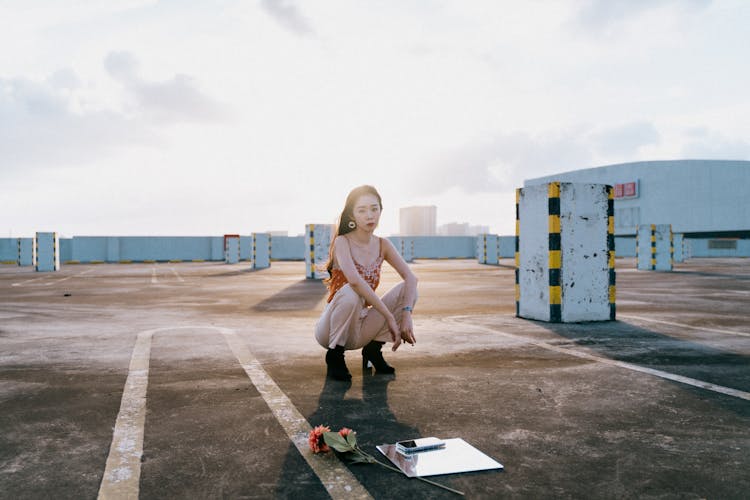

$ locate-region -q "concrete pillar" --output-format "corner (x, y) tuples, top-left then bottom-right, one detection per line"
(35, 232), (60, 272)
(673, 233), (684, 263)
(305, 224), (334, 279)
(394, 237), (414, 263)
(224, 235), (240, 264)
(17, 238), (34, 266)
(516, 182), (615, 323)
(636, 224), (673, 271)
(477, 234), (499, 265)
(252, 233), (271, 269)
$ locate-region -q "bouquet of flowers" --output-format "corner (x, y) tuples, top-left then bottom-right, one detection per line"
(309, 425), (464, 496)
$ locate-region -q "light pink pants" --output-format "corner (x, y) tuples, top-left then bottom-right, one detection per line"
(315, 282), (413, 350)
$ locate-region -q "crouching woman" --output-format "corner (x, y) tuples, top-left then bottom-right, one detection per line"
(314, 185), (418, 380)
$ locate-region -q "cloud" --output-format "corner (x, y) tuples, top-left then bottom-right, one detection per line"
(260, 0), (315, 37)
(104, 51), (232, 123)
(411, 130), (595, 195)
(680, 127), (750, 159)
(0, 73), (153, 171)
(572, 0), (711, 36)
(591, 121), (660, 157)
(410, 121), (666, 196)
(0, 52), (230, 173)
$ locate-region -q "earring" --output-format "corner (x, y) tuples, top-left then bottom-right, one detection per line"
(348, 220), (356, 229)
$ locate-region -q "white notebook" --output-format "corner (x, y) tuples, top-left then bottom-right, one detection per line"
(376, 438), (503, 477)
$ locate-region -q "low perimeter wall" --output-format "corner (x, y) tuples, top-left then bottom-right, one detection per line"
(1, 235), (748, 263)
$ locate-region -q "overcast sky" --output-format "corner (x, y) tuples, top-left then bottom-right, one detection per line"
(2, 0), (749, 237)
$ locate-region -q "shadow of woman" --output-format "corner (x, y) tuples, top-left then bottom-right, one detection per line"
(276, 373), (428, 498)
(274, 375), (461, 499)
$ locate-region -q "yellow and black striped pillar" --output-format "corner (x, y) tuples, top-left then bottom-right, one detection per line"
(514, 189), (520, 317)
(635, 230), (639, 265)
(548, 182), (562, 322)
(607, 186), (616, 320)
(669, 224), (674, 267)
(650, 224), (657, 270)
(307, 224), (315, 279)
(482, 234), (488, 264)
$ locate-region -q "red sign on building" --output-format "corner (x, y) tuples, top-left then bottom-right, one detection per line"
(613, 181), (638, 199)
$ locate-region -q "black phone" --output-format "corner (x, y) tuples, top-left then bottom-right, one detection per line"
(395, 437), (445, 454)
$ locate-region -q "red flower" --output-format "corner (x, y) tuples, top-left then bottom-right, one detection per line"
(339, 427), (353, 438)
(309, 425), (331, 453)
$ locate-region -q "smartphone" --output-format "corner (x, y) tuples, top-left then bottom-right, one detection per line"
(395, 437), (446, 454)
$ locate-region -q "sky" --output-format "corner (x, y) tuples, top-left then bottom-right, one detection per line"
(2, 0), (749, 238)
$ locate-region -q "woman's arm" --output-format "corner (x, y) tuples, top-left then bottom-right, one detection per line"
(334, 237), (400, 341)
(382, 238), (418, 349)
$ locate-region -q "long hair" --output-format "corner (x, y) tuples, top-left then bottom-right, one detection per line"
(325, 185), (383, 279)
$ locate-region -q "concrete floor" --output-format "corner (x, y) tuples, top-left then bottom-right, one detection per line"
(1, 258), (748, 499)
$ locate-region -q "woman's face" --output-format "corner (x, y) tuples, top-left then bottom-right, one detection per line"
(352, 193), (381, 232)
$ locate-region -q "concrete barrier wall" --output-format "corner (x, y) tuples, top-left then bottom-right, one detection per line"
(271, 236), (305, 260)
(398, 236), (476, 259)
(388, 237), (415, 262)
(2, 235), (748, 263)
(614, 237), (636, 257)
(0, 239), (19, 263)
(499, 236), (515, 258)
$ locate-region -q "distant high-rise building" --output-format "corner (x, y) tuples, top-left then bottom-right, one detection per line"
(399, 206), (437, 236)
(438, 223), (490, 236)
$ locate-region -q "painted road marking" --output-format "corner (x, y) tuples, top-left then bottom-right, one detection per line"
(618, 314), (750, 338)
(169, 267), (185, 282)
(446, 317), (750, 402)
(98, 329), (153, 500)
(99, 326), (371, 500)
(11, 275), (49, 287)
(222, 329), (372, 500)
(150, 267), (158, 284)
(44, 268), (95, 286)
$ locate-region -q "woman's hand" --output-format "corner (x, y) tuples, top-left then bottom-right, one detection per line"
(391, 312), (415, 351)
(387, 315), (402, 351)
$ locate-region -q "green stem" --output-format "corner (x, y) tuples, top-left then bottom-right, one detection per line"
(355, 448), (465, 497)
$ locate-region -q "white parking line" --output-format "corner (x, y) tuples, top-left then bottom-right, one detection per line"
(618, 314), (750, 338)
(446, 317), (750, 402)
(169, 267), (185, 283)
(150, 267), (158, 284)
(11, 275), (49, 287)
(98, 328), (153, 500)
(222, 329), (372, 499)
(99, 326), (371, 500)
(44, 268), (95, 286)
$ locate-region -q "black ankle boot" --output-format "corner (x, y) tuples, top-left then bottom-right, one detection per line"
(325, 345), (351, 381)
(362, 341), (395, 374)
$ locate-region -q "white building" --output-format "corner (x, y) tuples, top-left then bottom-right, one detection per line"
(525, 160), (750, 237)
(400, 206), (437, 236)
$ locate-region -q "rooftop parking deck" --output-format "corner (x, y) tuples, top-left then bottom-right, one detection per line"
(1, 259), (748, 499)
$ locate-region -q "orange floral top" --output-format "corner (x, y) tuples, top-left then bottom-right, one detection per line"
(326, 238), (384, 304)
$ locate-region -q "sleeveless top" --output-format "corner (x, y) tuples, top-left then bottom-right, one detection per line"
(326, 237), (384, 304)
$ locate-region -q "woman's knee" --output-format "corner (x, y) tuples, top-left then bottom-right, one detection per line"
(333, 284), (361, 310)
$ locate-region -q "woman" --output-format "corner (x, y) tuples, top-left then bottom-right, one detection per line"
(314, 185), (418, 381)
